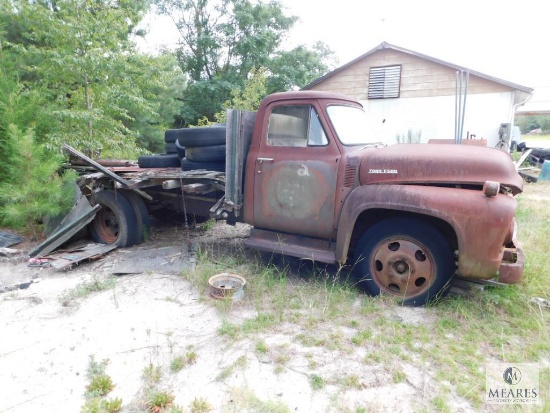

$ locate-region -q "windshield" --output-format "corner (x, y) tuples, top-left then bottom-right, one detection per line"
(326, 105), (374, 145)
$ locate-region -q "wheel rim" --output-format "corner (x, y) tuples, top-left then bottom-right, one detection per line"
(93, 206), (120, 243)
(370, 237), (436, 298)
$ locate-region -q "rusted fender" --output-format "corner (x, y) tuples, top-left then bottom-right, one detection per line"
(336, 184), (517, 280)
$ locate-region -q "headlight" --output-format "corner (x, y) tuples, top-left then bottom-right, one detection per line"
(483, 181), (500, 197)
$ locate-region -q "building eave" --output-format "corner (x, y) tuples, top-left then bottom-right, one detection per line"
(302, 41), (534, 94)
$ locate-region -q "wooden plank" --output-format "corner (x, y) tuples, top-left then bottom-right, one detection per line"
(49, 243), (117, 270)
(515, 149), (533, 171)
(62, 144), (152, 201)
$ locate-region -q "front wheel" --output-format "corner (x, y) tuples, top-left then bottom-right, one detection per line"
(354, 217), (455, 306)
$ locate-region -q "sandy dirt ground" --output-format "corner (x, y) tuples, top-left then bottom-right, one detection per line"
(0, 222), (479, 413)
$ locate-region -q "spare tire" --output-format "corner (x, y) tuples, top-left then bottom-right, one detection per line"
(181, 158), (225, 172)
(178, 125), (226, 147)
(138, 154), (180, 168)
(186, 145), (226, 162)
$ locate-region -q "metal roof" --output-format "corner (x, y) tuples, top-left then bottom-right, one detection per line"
(303, 41), (533, 94)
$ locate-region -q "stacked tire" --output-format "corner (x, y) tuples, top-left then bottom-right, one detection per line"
(177, 124), (226, 172)
(137, 125), (226, 171)
(137, 129), (183, 168)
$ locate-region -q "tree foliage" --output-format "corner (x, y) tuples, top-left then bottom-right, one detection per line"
(155, 0), (334, 124)
(0, 124), (77, 230)
(193, 66), (267, 125)
(515, 115), (550, 134)
(0, 0), (185, 231)
(1, 0), (184, 157)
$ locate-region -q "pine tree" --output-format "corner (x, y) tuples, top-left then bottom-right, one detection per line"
(0, 124), (76, 232)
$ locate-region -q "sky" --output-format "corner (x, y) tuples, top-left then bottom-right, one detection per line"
(137, 0), (549, 102)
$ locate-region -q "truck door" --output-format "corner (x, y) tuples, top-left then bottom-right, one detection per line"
(252, 104), (340, 239)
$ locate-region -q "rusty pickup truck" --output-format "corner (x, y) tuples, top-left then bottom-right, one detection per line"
(70, 90), (524, 306)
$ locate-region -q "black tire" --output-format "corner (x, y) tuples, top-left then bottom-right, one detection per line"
(164, 129), (179, 144)
(531, 148), (550, 161)
(165, 142), (177, 154)
(138, 154), (181, 168)
(177, 125), (226, 147)
(354, 217), (455, 306)
(175, 139), (186, 161)
(119, 190), (150, 244)
(185, 145), (226, 162)
(181, 158), (225, 172)
(89, 190), (139, 247)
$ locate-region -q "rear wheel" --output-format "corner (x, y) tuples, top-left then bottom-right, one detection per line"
(119, 190), (150, 244)
(89, 190), (139, 247)
(354, 217), (455, 306)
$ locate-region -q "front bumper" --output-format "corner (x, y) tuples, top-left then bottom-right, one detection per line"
(497, 240), (524, 284)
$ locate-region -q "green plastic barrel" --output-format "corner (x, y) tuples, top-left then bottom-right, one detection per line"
(540, 160), (550, 181)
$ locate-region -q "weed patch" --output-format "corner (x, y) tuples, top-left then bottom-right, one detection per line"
(59, 276), (116, 307)
(82, 356), (119, 411)
(309, 374), (325, 390)
(190, 397), (212, 413)
(142, 363), (162, 386)
(170, 351), (197, 373)
(146, 390), (174, 411)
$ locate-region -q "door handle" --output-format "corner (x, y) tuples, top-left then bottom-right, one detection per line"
(257, 157), (274, 163)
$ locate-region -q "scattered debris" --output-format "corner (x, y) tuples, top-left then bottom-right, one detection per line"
(0, 248), (20, 257)
(27, 257), (53, 268)
(530, 297), (550, 309)
(46, 243), (117, 271)
(111, 245), (195, 275)
(519, 170), (538, 183)
(0, 231), (23, 248)
(0, 278), (37, 293)
(208, 273), (246, 301)
(448, 276), (511, 297)
(28, 200), (100, 258)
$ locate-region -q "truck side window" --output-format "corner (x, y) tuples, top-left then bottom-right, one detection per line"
(308, 107), (328, 146)
(267, 105), (328, 147)
(267, 105), (309, 147)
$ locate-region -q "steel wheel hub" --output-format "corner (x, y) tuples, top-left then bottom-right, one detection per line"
(371, 238), (435, 297)
(93, 207), (120, 243)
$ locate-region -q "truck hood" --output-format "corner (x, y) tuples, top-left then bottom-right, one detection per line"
(358, 144), (523, 194)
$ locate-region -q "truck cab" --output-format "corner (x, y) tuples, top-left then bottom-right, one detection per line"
(232, 91), (524, 305)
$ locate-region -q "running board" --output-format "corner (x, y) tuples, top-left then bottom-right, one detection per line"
(243, 228), (337, 264)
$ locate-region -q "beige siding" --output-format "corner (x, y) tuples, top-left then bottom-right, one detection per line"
(309, 49), (514, 100)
